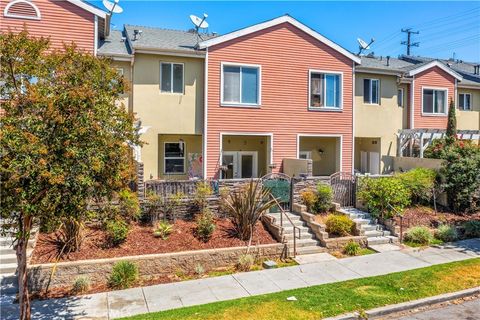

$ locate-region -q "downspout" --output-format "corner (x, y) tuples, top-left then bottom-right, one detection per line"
(410, 76), (415, 129)
(202, 47), (209, 179)
(352, 62), (356, 175)
(94, 15), (98, 56)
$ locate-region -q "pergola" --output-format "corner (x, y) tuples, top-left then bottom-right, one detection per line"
(397, 129), (480, 158)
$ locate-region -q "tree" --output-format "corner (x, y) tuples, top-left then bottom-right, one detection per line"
(0, 30), (139, 320)
(445, 99), (457, 145)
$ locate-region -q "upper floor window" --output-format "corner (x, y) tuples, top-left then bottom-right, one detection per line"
(160, 62), (183, 94)
(397, 88), (404, 107)
(4, 0), (41, 20)
(423, 88), (447, 115)
(459, 93), (471, 111)
(221, 63), (260, 106)
(364, 79), (379, 104)
(309, 71), (342, 109)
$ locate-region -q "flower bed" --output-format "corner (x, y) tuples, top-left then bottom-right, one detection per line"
(31, 219), (277, 264)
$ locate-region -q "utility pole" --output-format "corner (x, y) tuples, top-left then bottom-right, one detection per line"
(401, 28), (420, 55)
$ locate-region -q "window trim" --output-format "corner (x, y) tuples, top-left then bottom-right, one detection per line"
(397, 88), (404, 107)
(163, 141), (186, 174)
(4, 0), (41, 20)
(458, 93), (472, 111)
(308, 69), (344, 111)
(115, 68), (124, 76)
(159, 62), (184, 95)
(421, 86), (448, 116)
(363, 78), (380, 105)
(220, 61), (262, 107)
(299, 151), (312, 160)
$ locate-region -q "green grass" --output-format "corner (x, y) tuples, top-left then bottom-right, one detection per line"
(121, 258), (480, 320)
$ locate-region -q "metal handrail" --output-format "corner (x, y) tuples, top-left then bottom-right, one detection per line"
(269, 194), (301, 257)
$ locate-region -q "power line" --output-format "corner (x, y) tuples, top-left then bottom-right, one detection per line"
(401, 28), (420, 55)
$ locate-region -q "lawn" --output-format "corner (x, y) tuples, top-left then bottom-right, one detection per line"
(121, 258), (480, 320)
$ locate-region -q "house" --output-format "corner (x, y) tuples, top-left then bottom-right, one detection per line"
(2, 2), (479, 180)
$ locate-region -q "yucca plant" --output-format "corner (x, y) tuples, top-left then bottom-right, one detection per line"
(223, 179), (277, 242)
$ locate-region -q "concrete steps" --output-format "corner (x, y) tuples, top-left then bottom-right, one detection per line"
(339, 208), (400, 247)
(265, 211), (325, 256)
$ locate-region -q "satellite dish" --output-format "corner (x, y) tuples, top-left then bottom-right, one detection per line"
(190, 13), (209, 30)
(357, 37), (375, 55)
(103, 0), (123, 14)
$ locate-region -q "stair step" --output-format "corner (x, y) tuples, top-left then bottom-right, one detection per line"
(367, 236), (398, 245)
(0, 238), (35, 247)
(285, 238), (321, 247)
(365, 230), (391, 237)
(267, 213), (302, 221)
(284, 232), (316, 240)
(294, 246), (326, 255)
(0, 253), (18, 264)
(361, 224), (383, 231)
(353, 218), (371, 225)
(0, 263), (17, 274)
(0, 275), (18, 294)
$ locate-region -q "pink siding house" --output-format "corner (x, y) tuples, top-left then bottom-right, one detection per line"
(199, 16), (361, 179)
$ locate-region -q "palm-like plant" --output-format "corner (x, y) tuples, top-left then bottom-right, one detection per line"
(223, 179), (277, 242)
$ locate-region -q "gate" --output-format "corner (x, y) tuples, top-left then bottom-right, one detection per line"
(330, 172), (356, 207)
(261, 173), (291, 211)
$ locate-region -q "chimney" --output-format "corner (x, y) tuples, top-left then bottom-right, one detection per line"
(387, 56), (390, 66)
(475, 65), (480, 75)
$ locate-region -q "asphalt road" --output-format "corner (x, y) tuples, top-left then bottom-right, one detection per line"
(390, 298), (480, 320)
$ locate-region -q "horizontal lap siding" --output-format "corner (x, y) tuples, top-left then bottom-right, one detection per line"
(414, 67), (455, 129)
(0, 0), (95, 53)
(206, 23), (354, 178)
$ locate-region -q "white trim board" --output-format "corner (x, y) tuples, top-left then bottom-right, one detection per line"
(198, 15), (361, 64)
(66, 0), (107, 19)
(4, 0), (41, 20)
(407, 60), (463, 81)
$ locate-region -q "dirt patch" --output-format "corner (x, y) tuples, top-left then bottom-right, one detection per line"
(31, 219), (277, 264)
(394, 206), (480, 228)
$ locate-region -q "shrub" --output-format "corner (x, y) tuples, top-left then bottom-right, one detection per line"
(195, 208), (216, 242)
(194, 181), (212, 211)
(463, 220), (480, 238)
(326, 214), (355, 237)
(434, 224), (458, 242)
(105, 219), (129, 246)
(118, 189), (141, 221)
(404, 226), (433, 245)
(313, 183), (333, 213)
(108, 261), (138, 289)
(424, 138), (448, 159)
(223, 179), (277, 241)
(343, 241), (361, 256)
(153, 221), (173, 240)
(358, 177), (411, 219)
(441, 141), (480, 213)
(143, 191), (184, 223)
(71, 276), (90, 294)
(236, 254), (255, 272)
(397, 168), (437, 204)
(300, 189), (317, 213)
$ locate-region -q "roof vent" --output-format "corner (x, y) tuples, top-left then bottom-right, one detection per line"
(133, 29), (142, 41)
(386, 56), (390, 66)
(474, 65), (480, 75)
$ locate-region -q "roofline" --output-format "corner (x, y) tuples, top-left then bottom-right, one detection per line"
(407, 60), (463, 81)
(66, 0), (107, 19)
(458, 84), (480, 89)
(355, 67), (404, 76)
(198, 15), (361, 64)
(134, 48), (206, 58)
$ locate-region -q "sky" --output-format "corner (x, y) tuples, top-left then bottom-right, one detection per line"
(90, 1), (480, 62)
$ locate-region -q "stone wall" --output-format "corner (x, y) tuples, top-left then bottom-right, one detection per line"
(28, 243), (285, 292)
(292, 176), (330, 204)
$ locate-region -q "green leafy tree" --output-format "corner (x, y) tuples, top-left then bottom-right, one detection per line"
(0, 30), (139, 320)
(445, 99), (457, 145)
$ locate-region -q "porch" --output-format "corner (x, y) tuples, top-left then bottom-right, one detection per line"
(298, 135), (341, 176)
(354, 137), (381, 175)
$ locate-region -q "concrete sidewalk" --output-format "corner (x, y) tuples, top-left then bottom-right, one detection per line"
(1, 239), (479, 320)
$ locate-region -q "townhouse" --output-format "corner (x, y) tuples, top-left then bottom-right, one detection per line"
(2, 0), (480, 181)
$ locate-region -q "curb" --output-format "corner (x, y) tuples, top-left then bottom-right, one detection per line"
(324, 286), (480, 320)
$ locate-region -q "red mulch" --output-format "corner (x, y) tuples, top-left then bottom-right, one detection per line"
(394, 206), (480, 228)
(31, 219), (277, 264)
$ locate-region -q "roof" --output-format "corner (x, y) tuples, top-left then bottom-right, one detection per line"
(98, 30), (132, 58)
(359, 56), (414, 73)
(66, 0), (107, 19)
(198, 15), (361, 64)
(124, 25), (216, 54)
(406, 60), (463, 80)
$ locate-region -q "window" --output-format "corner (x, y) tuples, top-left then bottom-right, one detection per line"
(164, 142), (185, 174)
(363, 79), (379, 104)
(423, 88), (447, 114)
(459, 93), (471, 111)
(397, 88), (404, 107)
(160, 63), (183, 94)
(309, 71), (342, 109)
(222, 64), (260, 105)
(299, 151), (312, 160)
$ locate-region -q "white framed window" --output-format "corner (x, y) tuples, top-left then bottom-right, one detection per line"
(422, 88), (447, 115)
(221, 62), (261, 106)
(363, 79), (380, 104)
(308, 70), (342, 109)
(115, 68), (124, 76)
(397, 88), (404, 107)
(299, 151), (312, 160)
(164, 142), (185, 174)
(459, 93), (471, 111)
(160, 62), (184, 94)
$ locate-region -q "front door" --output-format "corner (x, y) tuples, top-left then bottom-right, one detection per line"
(221, 151), (258, 179)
